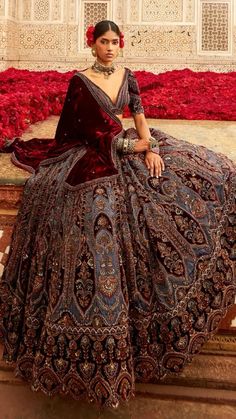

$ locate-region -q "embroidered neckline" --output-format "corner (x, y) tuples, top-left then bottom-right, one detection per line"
(75, 72), (124, 128)
(77, 68), (128, 107)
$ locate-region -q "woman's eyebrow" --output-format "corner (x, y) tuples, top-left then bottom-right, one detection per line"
(100, 37), (119, 41)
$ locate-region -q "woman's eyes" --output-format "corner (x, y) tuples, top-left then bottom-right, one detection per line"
(101, 40), (119, 45)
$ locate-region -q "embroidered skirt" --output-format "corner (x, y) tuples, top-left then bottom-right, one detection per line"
(0, 129), (236, 407)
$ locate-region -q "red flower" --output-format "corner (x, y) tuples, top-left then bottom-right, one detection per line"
(0, 68), (76, 149)
(86, 26), (95, 47)
(119, 32), (124, 48)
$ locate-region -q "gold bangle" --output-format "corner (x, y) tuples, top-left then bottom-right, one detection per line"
(126, 139), (136, 153)
(149, 136), (158, 149)
(123, 139), (129, 153)
(116, 137), (124, 152)
(117, 137), (137, 154)
(149, 136), (159, 154)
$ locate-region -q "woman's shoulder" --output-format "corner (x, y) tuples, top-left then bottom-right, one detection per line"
(66, 71), (88, 93)
(124, 67), (134, 74)
(70, 68), (90, 78)
(76, 68), (90, 75)
(123, 67), (139, 87)
(69, 69), (89, 84)
(124, 67), (137, 80)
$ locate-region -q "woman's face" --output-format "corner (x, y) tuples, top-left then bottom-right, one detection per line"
(94, 30), (120, 64)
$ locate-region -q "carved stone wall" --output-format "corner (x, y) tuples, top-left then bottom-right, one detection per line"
(201, 2), (230, 53)
(0, 0), (235, 72)
(142, 0), (183, 22)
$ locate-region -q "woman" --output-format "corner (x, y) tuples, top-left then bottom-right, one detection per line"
(0, 20), (235, 408)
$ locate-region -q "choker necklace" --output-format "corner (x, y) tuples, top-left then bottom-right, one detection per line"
(91, 60), (116, 78)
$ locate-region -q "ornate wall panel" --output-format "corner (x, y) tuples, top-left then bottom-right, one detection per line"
(113, 0), (124, 23)
(21, 0), (32, 20)
(0, 22), (7, 50)
(0, 20), (18, 59)
(128, 0), (139, 22)
(6, 20), (18, 56)
(0, 0), (5, 17)
(67, 0), (77, 22)
(200, 1), (231, 54)
(33, 0), (49, 21)
(184, 0), (196, 22)
(19, 24), (66, 58)
(67, 24), (79, 58)
(142, 0), (183, 22)
(125, 25), (195, 57)
(51, 0), (62, 21)
(8, 0), (17, 18)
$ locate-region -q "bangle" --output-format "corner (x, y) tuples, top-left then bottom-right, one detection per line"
(116, 137), (136, 154)
(128, 139), (136, 153)
(123, 139), (129, 153)
(149, 136), (158, 149)
(149, 136), (159, 154)
(116, 137), (124, 151)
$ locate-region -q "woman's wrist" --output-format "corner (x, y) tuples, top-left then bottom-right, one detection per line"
(116, 137), (137, 154)
(147, 136), (159, 154)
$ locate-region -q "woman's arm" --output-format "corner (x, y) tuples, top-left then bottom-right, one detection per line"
(132, 113), (165, 178)
(125, 70), (164, 177)
(133, 112), (151, 140)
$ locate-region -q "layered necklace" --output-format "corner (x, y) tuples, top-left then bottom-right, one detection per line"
(91, 60), (116, 79)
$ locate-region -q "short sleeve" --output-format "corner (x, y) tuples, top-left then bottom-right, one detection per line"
(128, 70), (144, 115)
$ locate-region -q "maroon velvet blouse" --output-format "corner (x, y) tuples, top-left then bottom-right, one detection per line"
(76, 68), (144, 117)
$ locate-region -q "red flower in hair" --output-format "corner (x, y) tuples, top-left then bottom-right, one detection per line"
(119, 32), (124, 48)
(86, 25), (95, 47)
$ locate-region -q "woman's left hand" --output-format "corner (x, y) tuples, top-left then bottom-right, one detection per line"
(145, 151), (165, 177)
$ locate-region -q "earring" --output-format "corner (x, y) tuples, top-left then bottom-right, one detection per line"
(91, 48), (97, 57)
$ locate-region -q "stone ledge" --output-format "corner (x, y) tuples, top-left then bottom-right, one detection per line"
(136, 383), (236, 405)
(162, 354), (236, 391)
(0, 369), (23, 386)
(0, 185), (23, 210)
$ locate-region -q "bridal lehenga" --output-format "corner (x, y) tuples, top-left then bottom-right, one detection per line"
(0, 69), (235, 407)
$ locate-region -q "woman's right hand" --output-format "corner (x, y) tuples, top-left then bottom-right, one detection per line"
(133, 139), (150, 153)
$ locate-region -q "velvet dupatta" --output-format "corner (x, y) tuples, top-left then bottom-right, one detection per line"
(5, 74), (124, 186)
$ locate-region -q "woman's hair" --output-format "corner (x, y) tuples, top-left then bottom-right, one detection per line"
(93, 20), (121, 41)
